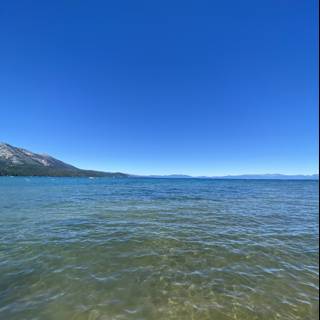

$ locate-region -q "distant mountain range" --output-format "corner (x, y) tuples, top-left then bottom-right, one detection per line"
(144, 174), (319, 180)
(0, 142), (318, 179)
(213, 174), (319, 180)
(0, 143), (128, 177)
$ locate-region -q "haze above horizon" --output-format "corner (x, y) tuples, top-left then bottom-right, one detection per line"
(0, 0), (318, 176)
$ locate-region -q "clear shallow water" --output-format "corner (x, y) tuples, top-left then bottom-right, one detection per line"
(0, 177), (318, 320)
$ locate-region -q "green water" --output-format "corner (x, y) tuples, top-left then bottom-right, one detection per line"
(0, 178), (318, 319)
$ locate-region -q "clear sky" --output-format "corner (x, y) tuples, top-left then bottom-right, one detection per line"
(0, 0), (318, 176)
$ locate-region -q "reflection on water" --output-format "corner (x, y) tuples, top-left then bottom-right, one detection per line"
(0, 178), (318, 319)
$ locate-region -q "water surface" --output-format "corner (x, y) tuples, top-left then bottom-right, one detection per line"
(0, 178), (318, 319)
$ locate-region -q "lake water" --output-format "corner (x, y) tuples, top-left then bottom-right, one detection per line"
(0, 177), (318, 320)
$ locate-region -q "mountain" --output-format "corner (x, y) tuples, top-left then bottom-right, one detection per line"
(146, 174), (193, 178)
(0, 143), (128, 177)
(211, 174), (319, 180)
(1, 142), (317, 180)
(143, 173), (318, 180)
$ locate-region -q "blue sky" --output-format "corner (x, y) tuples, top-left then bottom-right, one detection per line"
(0, 0), (318, 175)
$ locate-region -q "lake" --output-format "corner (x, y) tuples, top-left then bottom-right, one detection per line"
(0, 177), (318, 319)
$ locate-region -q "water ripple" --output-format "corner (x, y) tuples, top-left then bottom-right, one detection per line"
(0, 178), (318, 319)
